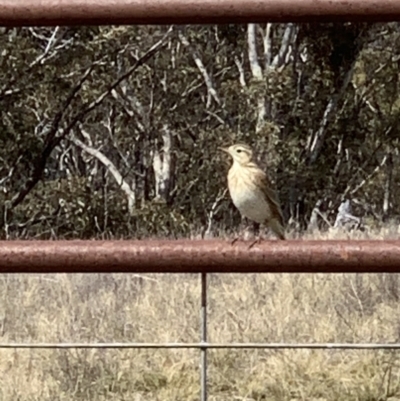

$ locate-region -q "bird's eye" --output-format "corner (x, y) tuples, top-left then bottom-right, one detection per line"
(236, 149), (242, 153)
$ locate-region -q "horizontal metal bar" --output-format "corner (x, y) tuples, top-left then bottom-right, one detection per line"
(0, 240), (400, 273)
(1, 342), (400, 349)
(0, 0), (399, 26)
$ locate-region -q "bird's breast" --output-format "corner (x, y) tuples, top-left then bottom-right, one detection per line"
(227, 167), (272, 223)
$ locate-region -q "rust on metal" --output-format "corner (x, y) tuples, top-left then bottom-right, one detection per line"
(0, 240), (399, 273)
(0, 0), (399, 26)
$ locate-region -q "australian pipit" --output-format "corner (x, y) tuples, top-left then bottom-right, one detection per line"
(220, 143), (286, 241)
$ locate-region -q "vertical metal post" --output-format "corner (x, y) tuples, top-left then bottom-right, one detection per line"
(200, 272), (207, 401)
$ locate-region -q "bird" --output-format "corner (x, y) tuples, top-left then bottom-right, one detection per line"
(219, 143), (286, 241)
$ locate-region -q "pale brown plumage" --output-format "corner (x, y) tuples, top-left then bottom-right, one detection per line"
(220, 143), (285, 240)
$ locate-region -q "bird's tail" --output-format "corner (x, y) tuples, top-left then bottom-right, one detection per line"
(269, 218), (286, 240)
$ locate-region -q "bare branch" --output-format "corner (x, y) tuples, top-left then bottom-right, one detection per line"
(350, 155), (388, 196)
(178, 31), (220, 107)
(271, 23), (296, 69)
(71, 134), (136, 213)
(234, 55), (246, 87)
(307, 61), (355, 165)
(111, 88), (147, 132)
(29, 27), (61, 67)
(203, 188), (228, 238)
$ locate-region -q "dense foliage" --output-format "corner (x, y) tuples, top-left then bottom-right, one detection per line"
(0, 23), (399, 239)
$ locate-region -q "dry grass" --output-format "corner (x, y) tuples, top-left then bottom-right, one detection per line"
(1, 228), (400, 400)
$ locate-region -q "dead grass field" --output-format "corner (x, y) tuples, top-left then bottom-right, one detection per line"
(1, 227), (400, 401)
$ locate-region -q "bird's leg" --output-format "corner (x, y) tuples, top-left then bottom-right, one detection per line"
(248, 239), (260, 249)
(248, 222), (262, 249)
(252, 221), (260, 237)
(231, 216), (248, 245)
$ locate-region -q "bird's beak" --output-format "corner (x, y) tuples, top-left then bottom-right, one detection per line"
(218, 146), (230, 154)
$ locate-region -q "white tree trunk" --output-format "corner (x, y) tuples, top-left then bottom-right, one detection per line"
(153, 125), (173, 203)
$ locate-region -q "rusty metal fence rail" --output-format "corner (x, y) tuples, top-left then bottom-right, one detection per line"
(2, 240), (400, 401)
(1, 0), (400, 25)
(1, 240), (399, 273)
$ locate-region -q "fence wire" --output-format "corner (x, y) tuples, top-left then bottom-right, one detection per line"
(3, 269), (400, 401)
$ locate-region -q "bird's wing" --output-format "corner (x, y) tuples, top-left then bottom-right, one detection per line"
(251, 167), (285, 226)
